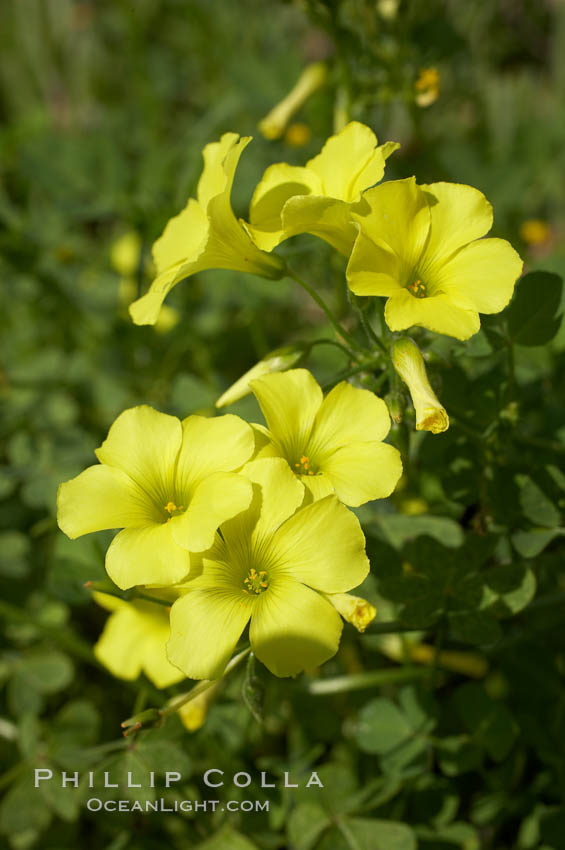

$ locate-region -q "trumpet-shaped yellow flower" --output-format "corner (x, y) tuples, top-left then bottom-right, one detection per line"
(176, 682), (220, 731)
(258, 63), (327, 140)
(347, 178), (523, 340)
(392, 338), (449, 434)
(249, 369), (402, 507)
(92, 591), (183, 688)
(246, 122), (399, 255)
(57, 406), (254, 589)
(129, 133), (285, 326)
(167, 459), (370, 679)
(215, 342), (311, 408)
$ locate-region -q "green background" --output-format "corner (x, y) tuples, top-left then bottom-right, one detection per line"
(1, 1), (565, 848)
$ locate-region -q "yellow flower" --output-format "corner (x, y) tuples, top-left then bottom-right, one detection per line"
(215, 343), (311, 408)
(285, 122), (312, 148)
(110, 231), (142, 277)
(392, 338), (449, 434)
(520, 218), (551, 246)
(415, 67), (440, 108)
(250, 368), (402, 506)
(247, 122), (399, 255)
(167, 458), (370, 679)
(57, 406), (255, 588)
(92, 591), (183, 688)
(129, 133), (285, 326)
(177, 683), (219, 731)
(348, 178), (523, 340)
(325, 592), (377, 632)
(258, 62), (327, 140)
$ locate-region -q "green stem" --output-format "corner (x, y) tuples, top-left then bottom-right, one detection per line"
(305, 667), (432, 695)
(366, 619), (425, 635)
(160, 646), (251, 719)
(310, 337), (362, 362)
(321, 358), (382, 391)
(286, 267), (364, 353)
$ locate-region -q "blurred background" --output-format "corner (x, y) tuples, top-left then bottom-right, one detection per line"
(1, 1), (565, 848)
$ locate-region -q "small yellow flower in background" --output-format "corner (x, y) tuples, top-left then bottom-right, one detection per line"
(111, 233), (181, 333)
(258, 62), (327, 140)
(57, 406), (255, 588)
(247, 121), (399, 255)
(250, 368), (402, 506)
(377, 0), (400, 19)
(177, 683), (220, 731)
(392, 338), (449, 434)
(215, 343), (311, 408)
(348, 178), (523, 340)
(167, 458), (370, 679)
(325, 592), (376, 632)
(285, 122), (312, 148)
(380, 635), (488, 679)
(520, 218), (551, 246)
(415, 67), (440, 108)
(92, 591), (184, 688)
(129, 133), (286, 326)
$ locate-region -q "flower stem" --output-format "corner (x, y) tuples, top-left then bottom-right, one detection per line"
(305, 666), (432, 695)
(286, 267), (364, 353)
(310, 337), (362, 362)
(160, 646), (251, 719)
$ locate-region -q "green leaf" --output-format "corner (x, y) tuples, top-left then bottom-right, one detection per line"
(449, 610), (502, 646)
(511, 528), (565, 557)
(506, 271), (563, 346)
(196, 824), (260, 850)
(318, 818), (416, 850)
(241, 652), (265, 724)
(287, 803), (330, 850)
(355, 698), (414, 755)
(454, 683), (518, 761)
(0, 774), (52, 836)
(17, 650), (74, 694)
(481, 563), (536, 617)
(437, 735), (483, 777)
(518, 475), (561, 527)
(376, 515), (464, 550)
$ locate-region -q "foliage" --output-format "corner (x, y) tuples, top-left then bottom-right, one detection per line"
(1, 1), (565, 849)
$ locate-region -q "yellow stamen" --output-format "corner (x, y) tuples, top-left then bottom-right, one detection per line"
(407, 279), (427, 298)
(243, 567), (269, 596)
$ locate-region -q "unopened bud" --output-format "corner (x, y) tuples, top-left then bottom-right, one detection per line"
(259, 63), (328, 140)
(385, 391), (403, 424)
(216, 343), (311, 408)
(325, 592), (377, 633)
(392, 338), (449, 434)
(177, 682), (219, 732)
(121, 708), (163, 736)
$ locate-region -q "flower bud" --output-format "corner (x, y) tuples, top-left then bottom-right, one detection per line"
(259, 63), (328, 140)
(177, 682), (219, 732)
(392, 338), (449, 434)
(215, 343), (311, 408)
(325, 592), (377, 633)
(415, 67), (440, 108)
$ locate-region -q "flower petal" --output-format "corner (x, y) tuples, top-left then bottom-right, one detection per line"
(281, 196), (359, 255)
(167, 589), (251, 680)
(301, 473), (335, 502)
(250, 369), (323, 460)
(105, 523), (192, 589)
(321, 442), (403, 507)
(310, 381), (392, 456)
(354, 178), (431, 270)
(197, 132), (241, 208)
(251, 579), (343, 677)
(307, 122), (395, 202)
(273, 495), (369, 591)
(232, 457), (304, 542)
(94, 601), (184, 688)
(175, 414), (255, 491)
(347, 230), (403, 297)
(95, 406), (182, 512)
(247, 162), (322, 250)
(129, 199), (208, 325)
(57, 464), (157, 539)
(422, 182), (493, 263)
(171, 472), (253, 553)
(433, 237), (523, 314)
(385, 289), (481, 340)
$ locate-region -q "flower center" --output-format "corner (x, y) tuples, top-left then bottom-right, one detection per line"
(407, 278), (427, 298)
(243, 567), (269, 595)
(293, 454), (317, 476)
(164, 501), (185, 520)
